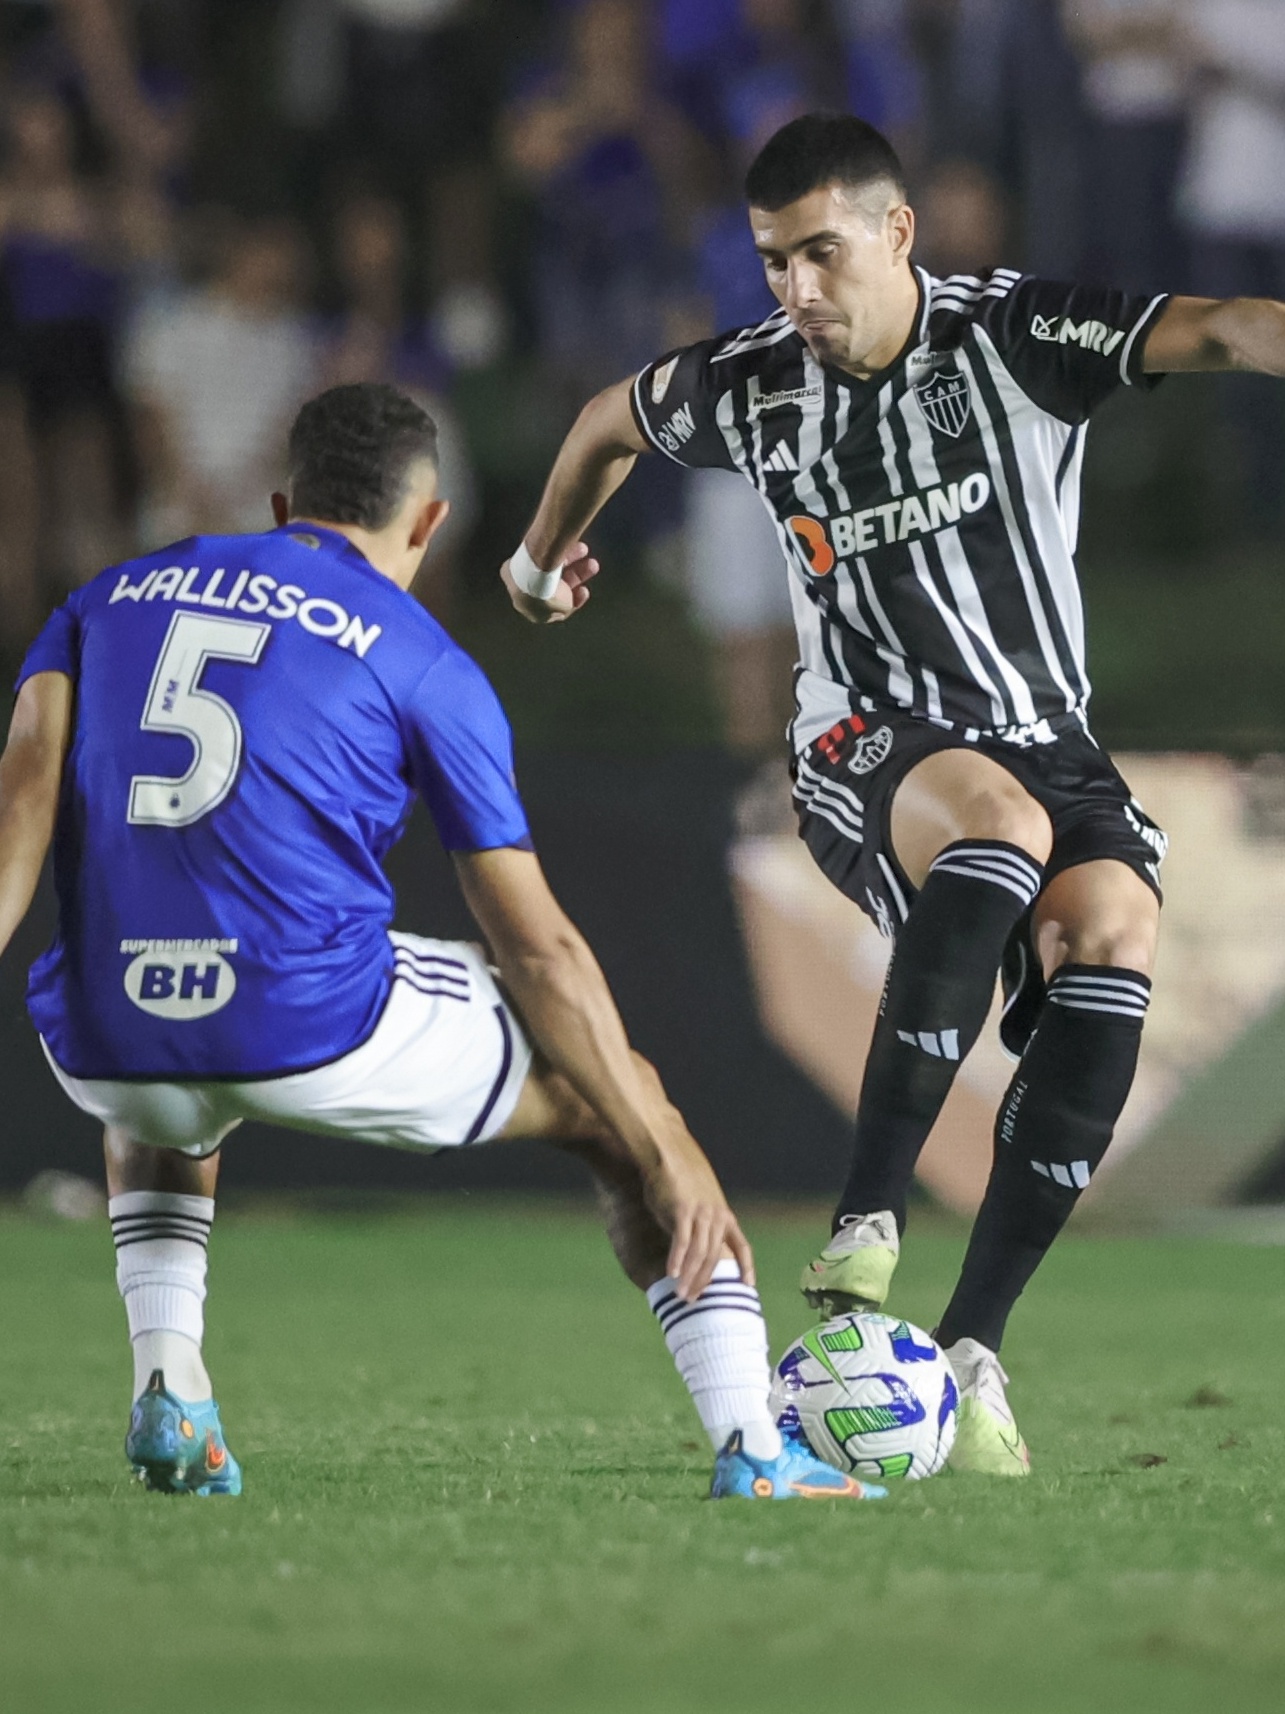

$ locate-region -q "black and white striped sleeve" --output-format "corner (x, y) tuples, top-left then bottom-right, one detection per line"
(630, 338), (739, 472)
(979, 277), (1170, 424)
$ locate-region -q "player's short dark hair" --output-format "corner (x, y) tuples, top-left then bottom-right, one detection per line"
(744, 113), (906, 213)
(286, 383), (439, 531)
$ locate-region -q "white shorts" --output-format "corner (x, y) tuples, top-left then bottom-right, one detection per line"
(43, 933), (534, 1158)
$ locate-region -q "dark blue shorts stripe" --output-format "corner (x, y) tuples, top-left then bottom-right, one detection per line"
(464, 1005), (516, 1144)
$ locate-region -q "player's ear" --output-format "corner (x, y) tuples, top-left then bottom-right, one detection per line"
(411, 497), (451, 552)
(889, 202), (915, 263)
(270, 491), (290, 527)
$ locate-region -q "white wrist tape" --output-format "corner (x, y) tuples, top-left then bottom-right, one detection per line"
(510, 542), (564, 602)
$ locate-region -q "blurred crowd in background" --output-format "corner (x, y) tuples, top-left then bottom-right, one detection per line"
(1, 0), (1283, 754)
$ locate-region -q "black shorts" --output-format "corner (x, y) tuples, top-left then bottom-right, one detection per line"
(792, 701), (1166, 939)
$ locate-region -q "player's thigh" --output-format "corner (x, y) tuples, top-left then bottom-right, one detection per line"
(235, 936), (533, 1151)
(1032, 859), (1160, 978)
(41, 1042), (240, 1156)
(889, 747), (1054, 889)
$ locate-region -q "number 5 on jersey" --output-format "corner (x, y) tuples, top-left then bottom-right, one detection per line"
(128, 612), (270, 828)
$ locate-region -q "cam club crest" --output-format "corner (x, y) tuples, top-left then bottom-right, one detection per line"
(913, 365), (973, 439)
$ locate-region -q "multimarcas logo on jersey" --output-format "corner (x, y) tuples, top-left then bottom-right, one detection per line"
(121, 938), (237, 1020)
(787, 473), (992, 574)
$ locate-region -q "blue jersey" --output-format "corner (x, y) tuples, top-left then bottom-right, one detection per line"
(18, 525), (532, 1080)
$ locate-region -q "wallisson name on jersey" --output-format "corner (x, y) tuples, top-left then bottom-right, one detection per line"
(787, 473), (992, 575)
(107, 565), (382, 658)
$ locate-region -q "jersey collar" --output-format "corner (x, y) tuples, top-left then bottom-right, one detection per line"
(275, 522), (410, 598)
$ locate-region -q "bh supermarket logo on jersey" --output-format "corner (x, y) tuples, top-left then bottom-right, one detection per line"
(121, 938), (237, 1020)
(786, 474), (992, 574)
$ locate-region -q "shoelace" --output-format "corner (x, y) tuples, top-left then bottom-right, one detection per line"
(966, 1351), (1015, 1423)
(834, 1211), (897, 1244)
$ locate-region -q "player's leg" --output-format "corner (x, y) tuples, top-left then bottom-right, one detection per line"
(807, 746), (1050, 1313)
(234, 937), (877, 1498)
(104, 1128), (219, 1405)
(935, 859), (1157, 1353)
(42, 1044), (244, 1495)
(501, 1059), (880, 1499)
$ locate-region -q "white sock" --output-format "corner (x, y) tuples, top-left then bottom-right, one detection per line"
(109, 1191), (214, 1402)
(647, 1259), (783, 1460)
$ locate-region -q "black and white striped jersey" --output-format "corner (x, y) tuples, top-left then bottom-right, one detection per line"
(630, 267), (1168, 749)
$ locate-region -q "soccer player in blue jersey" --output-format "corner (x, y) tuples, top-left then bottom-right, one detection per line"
(0, 383), (880, 1502)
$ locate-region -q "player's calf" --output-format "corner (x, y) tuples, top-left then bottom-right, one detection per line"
(935, 963), (1151, 1355)
(522, 1059), (789, 1474)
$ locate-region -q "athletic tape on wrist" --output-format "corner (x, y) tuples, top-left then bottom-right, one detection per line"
(510, 542), (564, 602)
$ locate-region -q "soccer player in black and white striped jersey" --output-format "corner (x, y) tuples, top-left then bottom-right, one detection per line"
(501, 113), (1285, 1474)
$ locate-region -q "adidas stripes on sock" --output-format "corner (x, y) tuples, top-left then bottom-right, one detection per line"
(935, 964), (1151, 1353)
(834, 839), (1045, 1234)
(109, 1191), (214, 1402)
(647, 1259), (782, 1461)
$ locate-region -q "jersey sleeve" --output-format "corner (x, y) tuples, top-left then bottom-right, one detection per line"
(15, 596), (80, 693)
(630, 338), (739, 471)
(981, 277), (1170, 423)
(401, 648), (533, 853)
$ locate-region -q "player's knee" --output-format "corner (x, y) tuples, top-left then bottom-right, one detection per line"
(1056, 916), (1157, 977)
(956, 781), (1052, 862)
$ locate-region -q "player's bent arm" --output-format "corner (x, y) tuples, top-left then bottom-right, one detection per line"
(501, 376), (649, 627)
(0, 673), (73, 960)
(454, 845), (753, 1295)
(1143, 295), (1285, 376)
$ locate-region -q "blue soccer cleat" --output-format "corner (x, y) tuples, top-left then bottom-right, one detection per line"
(710, 1428), (887, 1500)
(125, 1369), (243, 1496)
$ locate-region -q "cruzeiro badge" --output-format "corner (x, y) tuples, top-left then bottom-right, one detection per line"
(913, 365), (972, 439)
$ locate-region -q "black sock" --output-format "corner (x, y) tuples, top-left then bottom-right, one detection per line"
(833, 840), (1044, 1234)
(935, 964), (1151, 1352)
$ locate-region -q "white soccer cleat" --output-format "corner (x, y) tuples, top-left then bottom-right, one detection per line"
(942, 1337), (1030, 1476)
(800, 1210), (900, 1315)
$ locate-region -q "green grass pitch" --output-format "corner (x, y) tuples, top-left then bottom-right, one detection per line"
(3, 1200), (1283, 1714)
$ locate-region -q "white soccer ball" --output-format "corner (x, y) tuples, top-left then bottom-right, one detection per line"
(770, 1312), (959, 1481)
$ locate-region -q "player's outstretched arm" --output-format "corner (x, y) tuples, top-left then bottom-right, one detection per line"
(454, 845), (754, 1296)
(0, 673), (72, 960)
(1143, 295), (1285, 376)
(500, 375), (649, 626)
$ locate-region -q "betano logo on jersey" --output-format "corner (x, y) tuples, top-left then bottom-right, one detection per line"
(787, 473), (992, 574)
(1030, 314), (1126, 357)
(121, 938), (237, 1020)
(107, 565), (382, 658)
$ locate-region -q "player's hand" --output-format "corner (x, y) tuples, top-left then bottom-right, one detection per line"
(501, 542), (599, 625)
(645, 1146), (756, 1301)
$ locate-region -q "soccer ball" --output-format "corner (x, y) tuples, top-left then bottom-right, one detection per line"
(770, 1313), (958, 1481)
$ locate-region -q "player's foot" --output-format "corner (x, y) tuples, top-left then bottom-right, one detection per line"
(800, 1210), (899, 1315)
(999, 922), (1045, 1061)
(125, 1369), (242, 1496)
(942, 1338), (1030, 1476)
(710, 1428), (887, 1500)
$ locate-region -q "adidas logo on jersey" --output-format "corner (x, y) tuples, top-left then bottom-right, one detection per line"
(897, 1028), (961, 1060)
(1030, 314), (1125, 357)
(787, 474), (992, 574)
(762, 443), (799, 473)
